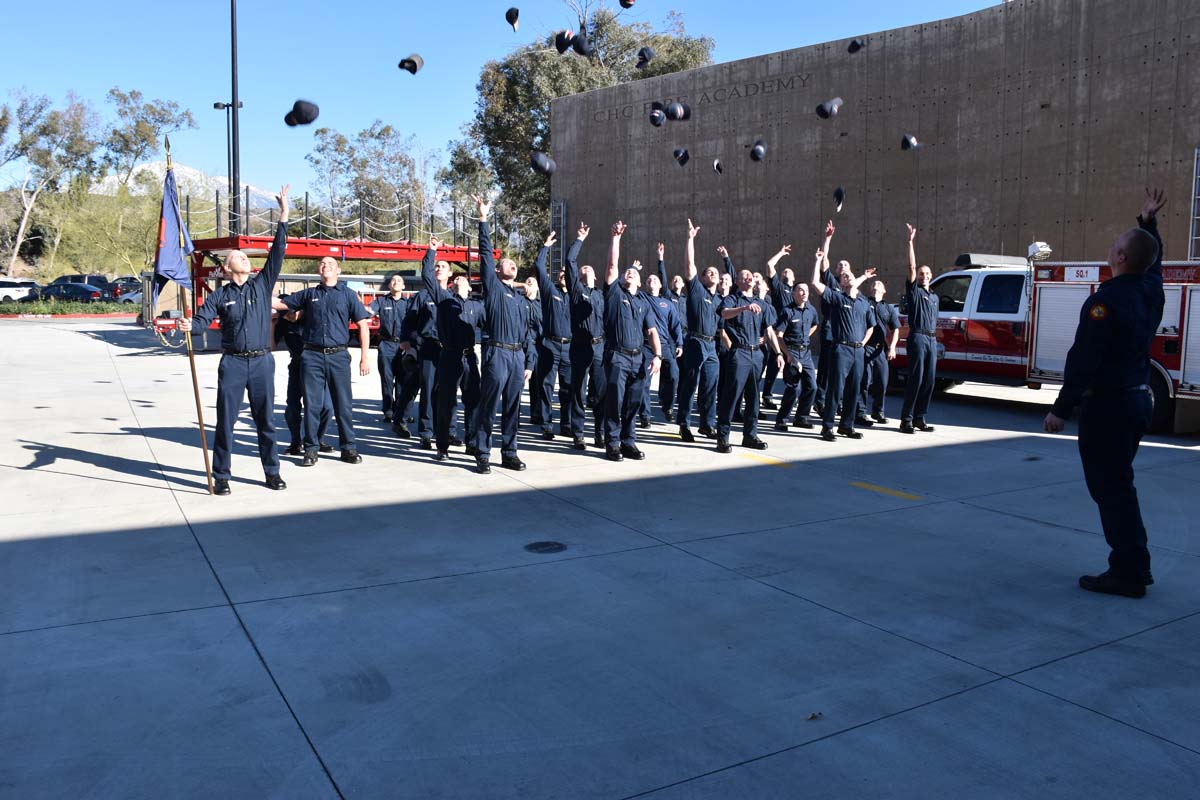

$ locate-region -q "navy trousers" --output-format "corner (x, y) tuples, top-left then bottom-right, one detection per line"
(569, 339), (606, 440)
(1078, 391), (1153, 580)
(717, 347), (764, 441)
(776, 349), (817, 425)
(302, 348), (356, 452)
(214, 352), (279, 479)
(640, 348), (678, 420)
(377, 340), (406, 416)
(677, 337), (718, 430)
(286, 352), (330, 447)
(473, 345), (525, 458)
(434, 348), (481, 453)
(813, 337), (833, 410)
(860, 350), (889, 417)
(535, 339), (572, 434)
(603, 349), (647, 447)
(822, 343), (865, 431)
(900, 333), (937, 423)
(395, 341), (439, 438)
(762, 352), (779, 402)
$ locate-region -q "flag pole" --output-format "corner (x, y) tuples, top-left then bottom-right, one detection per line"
(166, 136), (215, 495)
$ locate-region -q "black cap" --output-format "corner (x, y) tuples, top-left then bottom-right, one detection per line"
(530, 150), (557, 175)
(398, 54), (424, 74)
(401, 351), (419, 377)
(783, 362), (801, 385)
(636, 46), (655, 70)
(650, 101), (665, 112)
(665, 102), (685, 121)
(713, 159), (723, 175)
(679, 102), (692, 121)
(673, 147), (690, 166)
(505, 7), (519, 31)
(572, 27), (594, 57)
(750, 140), (767, 162)
(554, 30), (574, 54)
(848, 38), (865, 54)
(815, 97), (843, 119)
(833, 186), (845, 213)
(290, 100), (319, 125)
(649, 109), (666, 127)
(901, 134), (921, 151)
(284, 111), (298, 127)
(620, 0), (636, 8)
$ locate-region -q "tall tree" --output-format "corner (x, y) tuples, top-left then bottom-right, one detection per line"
(103, 87), (197, 186)
(3, 93), (100, 276)
(459, 4), (714, 259)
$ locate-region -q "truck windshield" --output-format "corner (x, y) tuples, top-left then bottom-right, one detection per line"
(931, 275), (971, 313)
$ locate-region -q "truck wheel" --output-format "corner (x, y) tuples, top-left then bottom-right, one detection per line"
(1148, 371), (1174, 433)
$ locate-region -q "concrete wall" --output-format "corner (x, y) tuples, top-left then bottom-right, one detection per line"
(550, 0), (1200, 289)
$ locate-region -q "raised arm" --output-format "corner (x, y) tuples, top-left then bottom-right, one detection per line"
(606, 221), (626, 287)
(850, 268), (877, 292)
(260, 184), (291, 290)
(685, 218), (699, 282)
(906, 223), (917, 283)
(564, 222), (588, 293)
(535, 229), (557, 295)
(668, 302), (684, 354)
(811, 249), (828, 295)
(422, 236), (444, 299)
(822, 219), (834, 274)
(717, 244), (735, 278)
(1140, 187), (1167, 284)
(473, 194), (497, 293)
(656, 242), (668, 294)
(766, 244), (791, 278)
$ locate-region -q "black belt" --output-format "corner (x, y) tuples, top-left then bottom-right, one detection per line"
(911, 330), (936, 337)
(574, 335), (603, 345)
(688, 331), (715, 341)
(607, 346), (642, 357)
(380, 336), (403, 342)
(837, 341), (864, 348)
(786, 343), (810, 352)
(732, 342), (759, 351)
(490, 341), (523, 351)
(304, 344), (346, 354)
(545, 335), (572, 344)
(1085, 384), (1150, 398)
(223, 348), (267, 358)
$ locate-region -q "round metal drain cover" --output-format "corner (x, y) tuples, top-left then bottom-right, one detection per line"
(524, 541), (567, 554)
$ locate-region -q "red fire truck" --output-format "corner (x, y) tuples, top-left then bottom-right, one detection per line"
(151, 234), (498, 348)
(895, 254), (1200, 433)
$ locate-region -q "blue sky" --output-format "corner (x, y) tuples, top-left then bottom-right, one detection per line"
(1, 0), (993, 194)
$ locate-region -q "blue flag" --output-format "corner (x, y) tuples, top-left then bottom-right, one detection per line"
(152, 165), (194, 307)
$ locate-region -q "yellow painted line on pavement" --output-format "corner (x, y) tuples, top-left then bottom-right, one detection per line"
(850, 481), (922, 500)
(739, 453), (792, 468)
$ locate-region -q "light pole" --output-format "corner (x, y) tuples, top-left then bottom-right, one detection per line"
(212, 101), (242, 233)
(229, 0), (241, 235)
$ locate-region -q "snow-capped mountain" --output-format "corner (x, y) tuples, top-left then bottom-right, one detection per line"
(91, 161), (278, 208)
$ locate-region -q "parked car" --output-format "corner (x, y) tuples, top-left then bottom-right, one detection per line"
(109, 276), (141, 299)
(0, 279), (39, 302)
(21, 283), (104, 303)
(51, 274), (113, 298)
(119, 290), (143, 305)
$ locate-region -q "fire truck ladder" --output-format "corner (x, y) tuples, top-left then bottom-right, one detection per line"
(1190, 146), (1200, 260)
(550, 200), (568, 279)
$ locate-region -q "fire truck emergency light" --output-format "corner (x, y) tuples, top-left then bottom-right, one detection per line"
(1027, 241), (1053, 262)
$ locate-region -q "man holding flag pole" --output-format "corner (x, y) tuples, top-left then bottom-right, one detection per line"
(178, 181), (291, 495)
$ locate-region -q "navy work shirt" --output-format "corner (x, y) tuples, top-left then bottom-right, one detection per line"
(421, 247), (483, 352)
(401, 286), (440, 346)
(370, 293), (407, 340)
(818, 268), (840, 341)
(192, 222), (288, 352)
(905, 278), (940, 336)
(604, 276), (652, 352)
(535, 244), (573, 340)
(867, 301), (900, 357)
(282, 280), (371, 347)
(769, 273), (793, 315)
(822, 287), (877, 344)
(719, 292), (768, 349)
(564, 238), (605, 339)
(657, 258), (687, 322)
(1051, 215), (1165, 418)
(640, 291), (683, 355)
(527, 294), (543, 342)
(775, 302), (819, 350)
(477, 221), (532, 348)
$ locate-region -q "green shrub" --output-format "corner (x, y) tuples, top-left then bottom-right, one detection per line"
(0, 300), (134, 314)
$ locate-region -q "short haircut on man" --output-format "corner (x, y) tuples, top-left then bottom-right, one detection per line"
(1123, 228), (1160, 273)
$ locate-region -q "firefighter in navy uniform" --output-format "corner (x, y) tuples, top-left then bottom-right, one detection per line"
(1044, 188), (1168, 598)
(420, 237), (484, 461)
(396, 259), (448, 450)
(274, 303), (331, 455)
(773, 283), (820, 430)
(564, 222), (604, 451)
(859, 279), (900, 426)
(810, 250), (876, 441)
(369, 273), (409, 424)
(533, 231), (575, 440)
(762, 244), (793, 409)
(639, 243), (683, 425)
(179, 185), (291, 495)
(900, 224), (940, 433)
(600, 221), (663, 461)
(470, 194), (535, 474)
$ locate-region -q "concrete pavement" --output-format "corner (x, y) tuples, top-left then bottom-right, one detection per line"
(1, 319), (1198, 799)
